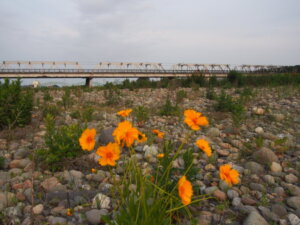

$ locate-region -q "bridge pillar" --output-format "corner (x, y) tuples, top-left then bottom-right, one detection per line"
(85, 77), (92, 87)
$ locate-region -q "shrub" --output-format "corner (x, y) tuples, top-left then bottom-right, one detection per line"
(43, 90), (53, 102)
(61, 88), (72, 109)
(82, 106), (94, 122)
(205, 88), (217, 100)
(176, 90), (187, 104)
(214, 90), (245, 126)
(0, 79), (33, 129)
(37, 114), (84, 171)
(42, 105), (60, 118)
(104, 88), (120, 106)
(0, 156), (5, 169)
(159, 98), (181, 117)
(214, 90), (234, 112)
(134, 106), (149, 123)
(227, 71), (243, 86)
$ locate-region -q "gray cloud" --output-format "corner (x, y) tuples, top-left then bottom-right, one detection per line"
(0, 0), (299, 65)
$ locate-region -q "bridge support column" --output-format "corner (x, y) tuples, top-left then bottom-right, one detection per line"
(85, 77), (92, 87)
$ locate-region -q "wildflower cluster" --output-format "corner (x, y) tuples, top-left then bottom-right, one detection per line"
(78, 108), (240, 222)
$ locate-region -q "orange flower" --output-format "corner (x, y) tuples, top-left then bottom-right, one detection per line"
(117, 109), (132, 117)
(184, 109), (208, 131)
(66, 208), (72, 216)
(152, 129), (165, 139)
(91, 168), (97, 173)
(96, 142), (121, 166)
(138, 132), (147, 143)
(113, 121), (140, 147)
(196, 139), (212, 157)
(157, 153), (165, 158)
(79, 128), (96, 151)
(178, 176), (193, 205)
(219, 164), (240, 186)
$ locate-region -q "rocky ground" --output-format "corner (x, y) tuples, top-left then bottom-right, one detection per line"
(0, 86), (300, 225)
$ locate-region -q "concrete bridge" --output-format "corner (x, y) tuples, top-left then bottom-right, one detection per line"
(0, 61), (286, 86)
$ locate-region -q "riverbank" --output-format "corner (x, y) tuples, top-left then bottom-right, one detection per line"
(0, 86), (300, 224)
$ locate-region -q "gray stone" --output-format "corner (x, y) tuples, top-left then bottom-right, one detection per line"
(48, 216), (67, 225)
(205, 186), (218, 195)
(252, 147), (278, 165)
(287, 197), (300, 209)
(245, 161), (264, 174)
(263, 175), (275, 184)
(232, 197), (242, 207)
(85, 209), (107, 225)
(227, 189), (239, 199)
(207, 127), (220, 137)
(240, 205), (258, 214)
(287, 184), (300, 197)
(287, 214), (300, 225)
(285, 174), (299, 184)
(14, 148), (30, 159)
(258, 206), (279, 222)
(99, 127), (115, 145)
(249, 183), (266, 192)
(197, 211), (213, 225)
(271, 204), (288, 218)
(243, 211), (269, 225)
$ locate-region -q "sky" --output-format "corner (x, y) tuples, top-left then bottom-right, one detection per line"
(0, 0), (300, 66)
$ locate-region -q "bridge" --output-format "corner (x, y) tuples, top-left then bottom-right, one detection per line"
(0, 61), (286, 86)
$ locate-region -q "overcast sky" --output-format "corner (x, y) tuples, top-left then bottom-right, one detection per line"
(0, 0), (299, 66)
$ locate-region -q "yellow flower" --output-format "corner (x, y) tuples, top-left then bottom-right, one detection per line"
(91, 168), (97, 173)
(117, 109), (132, 117)
(196, 139), (212, 157)
(157, 153), (165, 158)
(113, 121), (140, 147)
(152, 129), (165, 139)
(96, 142), (121, 166)
(219, 164), (240, 186)
(79, 128), (96, 151)
(178, 176), (193, 205)
(184, 109), (208, 131)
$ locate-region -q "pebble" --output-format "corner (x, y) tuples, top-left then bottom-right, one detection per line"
(255, 127), (264, 134)
(287, 197), (300, 209)
(227, 189), (239, 199)
(263, 174), (275, 184)
(85, 209), (108, 225)
(92, 193), (111, 209)
(288, 214), (300, 225)
(252, 147), (278, 165)
(213, 189), (227, 201)
(270, 162), (282, 172)
(245, 161), (264, 174)
(32, 204), (44, 215)
(285, 173), (299, 184)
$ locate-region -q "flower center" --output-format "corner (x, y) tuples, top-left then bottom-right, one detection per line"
(180, 186), (185, 195)
(86, 136), (93, 144)
(106, 152), (113, 159)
